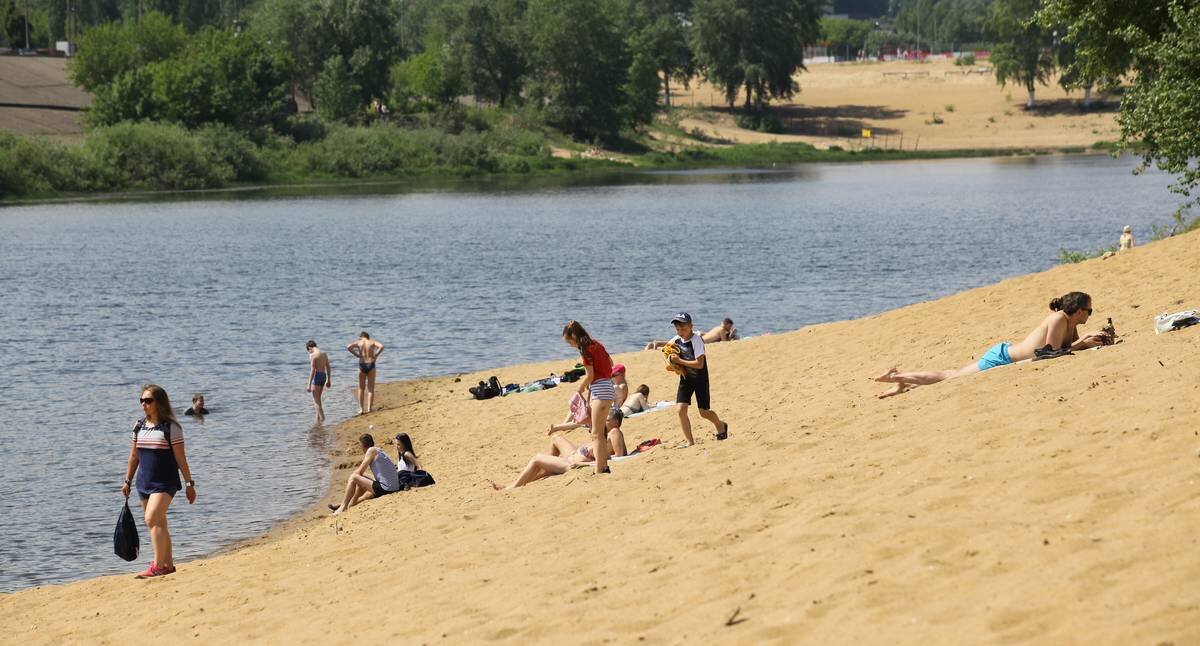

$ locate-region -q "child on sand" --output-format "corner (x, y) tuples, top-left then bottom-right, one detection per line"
(874, 291), (1116, 398)
(666, 312), (729, 445)
(329, 434), (401, 514)
(562, 320), (614, 475)
(306, 341), (331, 424)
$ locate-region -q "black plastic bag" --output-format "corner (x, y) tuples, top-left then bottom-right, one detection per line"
(114, 498), (139, 562)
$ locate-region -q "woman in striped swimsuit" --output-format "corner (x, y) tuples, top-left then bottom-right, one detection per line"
(562, 320), (614, 476)
(120, 384), (196, 579)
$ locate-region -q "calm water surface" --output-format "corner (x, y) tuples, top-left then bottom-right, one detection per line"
(0, 154), (1179, 591)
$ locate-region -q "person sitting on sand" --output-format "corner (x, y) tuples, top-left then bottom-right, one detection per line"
(619, 384), (651, 417)
(546, 409), (628, 458)
(874, 291), (1116, 398)
(610, 363), (629, 408)
(491, 415), (627, 491)
(1119, 225), (1135, 251)
(329, 433), (401, 514)
(701, 318), (739, 343)
(647, 317), (738, 349)
(184, 393), (209, 417)
(347, 331), (385, 415)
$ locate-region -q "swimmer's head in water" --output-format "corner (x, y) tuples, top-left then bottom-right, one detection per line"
(192, 393), (204, 405)
(394, 432), (417, 457)
(1049, 292), (1092, 316)
(562, 320), (594, 352)
(359, 433), (375, 450)
(359, 331), (370, 339)
(306, 340), (317, 350)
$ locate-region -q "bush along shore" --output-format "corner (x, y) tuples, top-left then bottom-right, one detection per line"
(0, 113), (1116, 202)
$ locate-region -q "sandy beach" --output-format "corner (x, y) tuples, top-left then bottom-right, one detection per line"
(2, 228), (1198, 643)
(671, 58), (1120, 151)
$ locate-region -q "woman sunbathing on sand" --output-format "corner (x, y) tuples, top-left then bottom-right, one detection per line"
(874, 291), (1115, 398)
(492, 415), (627, 491)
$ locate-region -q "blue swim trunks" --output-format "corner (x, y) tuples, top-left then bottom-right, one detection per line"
(978, 342), (1013, 371)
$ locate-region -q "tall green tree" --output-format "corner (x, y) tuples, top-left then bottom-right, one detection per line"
(68, 12), (186, 92)
(252, 0), (399, 109)
(314, 54), (363, 123)
(821, 17), (873, 59)
(625, 0), (694, 109)
(525, 0), (634, 140)
(441, 0), (528, 107)
(1041, 0), (1200, 206)
(690, 0), (822, 111)
(987, 0), (1055, 109)
(86, 27), (292, 130)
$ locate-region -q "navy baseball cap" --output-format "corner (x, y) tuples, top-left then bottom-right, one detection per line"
(671, 311), (692, 324)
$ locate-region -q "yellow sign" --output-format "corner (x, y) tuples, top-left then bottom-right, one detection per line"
(861, 128), (872, 138)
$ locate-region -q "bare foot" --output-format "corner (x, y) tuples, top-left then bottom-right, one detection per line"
(327, 503), (340, 512)
(489, 480), (506, 491)
(355, 409), (363, 416)
(876, 383), (911, 399)
(873, 367), (899, 383)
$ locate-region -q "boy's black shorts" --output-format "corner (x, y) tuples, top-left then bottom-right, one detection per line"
(676, 372), (711, 410)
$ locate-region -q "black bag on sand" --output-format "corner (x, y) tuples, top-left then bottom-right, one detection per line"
(114, 497), (140, 562)
(396, 469), (436, 489)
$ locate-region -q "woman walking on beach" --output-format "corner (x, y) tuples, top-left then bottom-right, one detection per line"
(120, 384), (196, 578)
(874, 291), (1115, 398)
(562, 320), (614, 475)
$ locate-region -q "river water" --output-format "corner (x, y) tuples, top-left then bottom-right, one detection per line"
(0, 154), (1179, 592)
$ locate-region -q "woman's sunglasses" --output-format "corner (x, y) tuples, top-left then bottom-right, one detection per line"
(140, 397), (154, 405)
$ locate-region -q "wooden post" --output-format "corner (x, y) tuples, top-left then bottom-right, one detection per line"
(914, 134), (920, 151)
(899, 133), (904, 150)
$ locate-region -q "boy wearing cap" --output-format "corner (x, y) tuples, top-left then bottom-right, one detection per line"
(666, 312), (729, 445)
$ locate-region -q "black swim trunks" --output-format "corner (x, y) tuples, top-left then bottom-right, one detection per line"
(676, 371), (711, 410)
(371, 480), (397, 497)
(359, 362), (376, 374)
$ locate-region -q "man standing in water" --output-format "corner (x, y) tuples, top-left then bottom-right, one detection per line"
(306, 341), (332, 424)
(347, 331), (385, 415)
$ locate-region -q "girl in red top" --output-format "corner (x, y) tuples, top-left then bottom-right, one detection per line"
(562, 320), (613, 475)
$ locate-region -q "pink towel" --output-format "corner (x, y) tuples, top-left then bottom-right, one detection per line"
(568, 392), (591, 424)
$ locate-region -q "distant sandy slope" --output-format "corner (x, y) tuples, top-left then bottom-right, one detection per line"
(0, 57), (87, 137)
(671, 58), (1121, 151)
(2, 224), (1197, 642)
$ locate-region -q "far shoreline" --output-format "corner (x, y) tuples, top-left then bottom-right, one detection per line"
(0, 144), (1121, 208)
